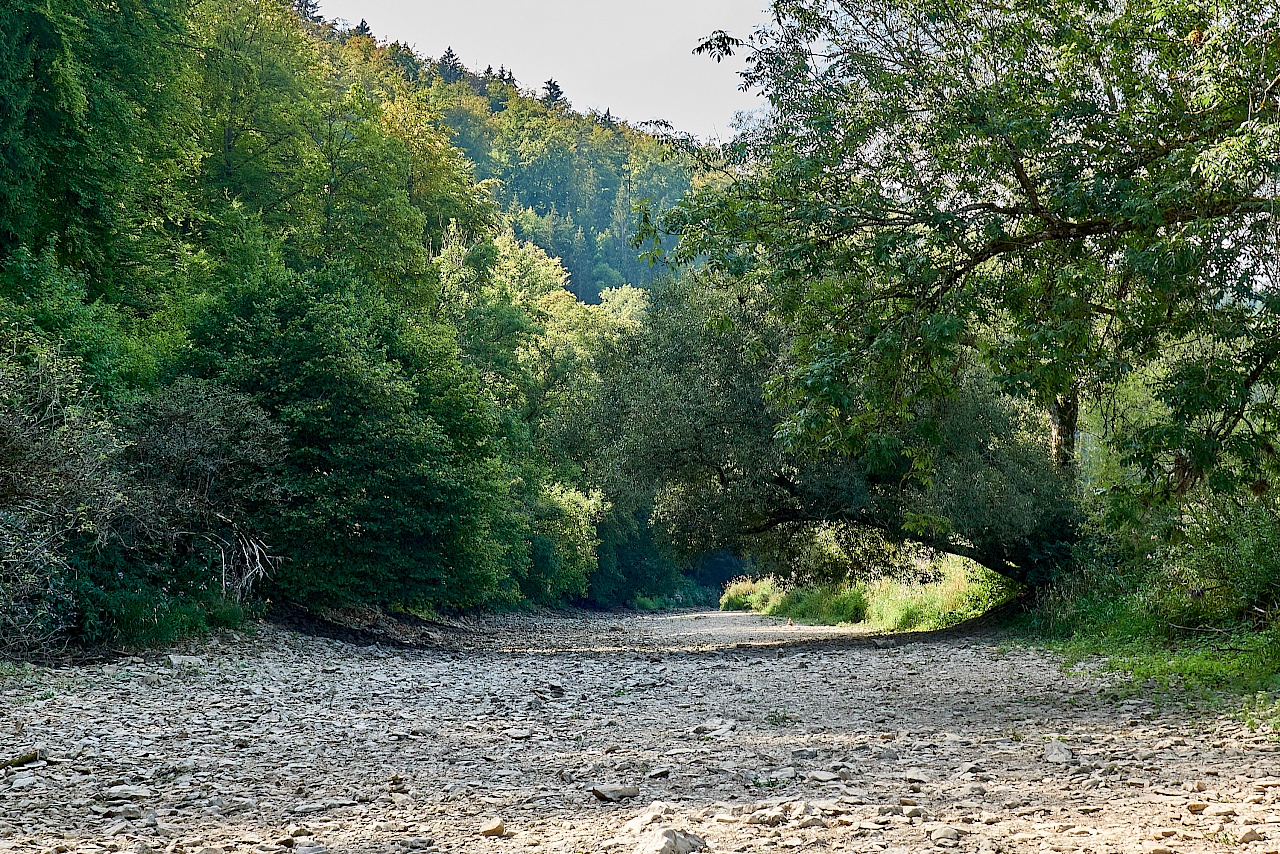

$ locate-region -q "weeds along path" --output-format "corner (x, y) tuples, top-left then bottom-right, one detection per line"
(2, 611), (1278, 854)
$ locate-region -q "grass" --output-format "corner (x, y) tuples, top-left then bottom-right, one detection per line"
(862, 557), (1020, 632)
(1012, 568), (1280, 697)
(633, 583), (720, 612)
(106, 593), (250, 648)
(720, 556), (1020, 632)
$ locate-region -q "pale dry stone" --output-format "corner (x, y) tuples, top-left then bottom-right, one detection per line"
(1043, 740), (1073, 764)
(479, 818), (505, 837)
(634, 828), (707, 854)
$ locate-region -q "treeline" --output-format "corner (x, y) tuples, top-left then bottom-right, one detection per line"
(320, 19), (696, 303)
(0, 0), (700, 653)
(415, 52), (694, 302)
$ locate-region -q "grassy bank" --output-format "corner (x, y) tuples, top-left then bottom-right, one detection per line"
(720, 556), (1020, 633)
(1012, 564), (1280, 699)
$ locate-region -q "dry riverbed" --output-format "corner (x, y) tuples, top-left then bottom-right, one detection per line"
(2, 611), (1279, 854)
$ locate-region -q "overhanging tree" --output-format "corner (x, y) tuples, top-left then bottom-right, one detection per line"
(655, 0), (1278, 553)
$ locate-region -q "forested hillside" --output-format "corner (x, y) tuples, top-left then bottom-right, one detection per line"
(415, 50), (694, 302)
(0, 0), (698, 652)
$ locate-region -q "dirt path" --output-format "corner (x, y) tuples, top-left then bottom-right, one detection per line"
(2, 611), (1278, 854)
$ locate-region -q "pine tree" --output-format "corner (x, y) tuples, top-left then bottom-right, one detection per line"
(540, 79), (567, 108)
(437, 46), (466, 83)
(291, 0), (321, 22)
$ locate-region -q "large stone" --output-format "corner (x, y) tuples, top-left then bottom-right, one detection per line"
(634, 828), (707, 854)
(747, 808), (787, 826)
(592, 783), (640, 801)
(1043, 740), (1073, 764)
(479, 818), (505, 837)
(106, 785), (153, 800)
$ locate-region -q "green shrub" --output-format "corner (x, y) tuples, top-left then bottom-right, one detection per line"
(720, 576), (785, 612)
(587, 506), (688, 607)
(634, 579), (719, 611)
(195, 267), (510, 610)
(770, 585), (869, 624)
(864, 556), (1020, 632)
(1164, 495), (1280, 623)
(720, 557), (1018, 631)
(1014, 506), (1280, 693)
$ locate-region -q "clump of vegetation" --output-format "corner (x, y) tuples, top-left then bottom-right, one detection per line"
(720, 577), (786, 613)
(863, 558), (1020, 632)
(8, 0), (1280, 671)
(0, 0), (710, 655)
(720, 557), (1018, 631)
(1016, 497), (1280, 694)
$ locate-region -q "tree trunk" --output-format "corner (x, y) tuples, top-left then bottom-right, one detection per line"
(1049, 388), (1079, 469)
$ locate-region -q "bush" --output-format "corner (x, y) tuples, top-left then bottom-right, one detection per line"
(863, 556), (1018, 632)
(770, 585), (869, 624)
(720, 576), (785, 612)
(120, 377), (287, 602)
(720, 557), (1017, 630)
(1165, 494), (1280, 624)
(0, 336), (274, 654)
(0, 336), (120, 655)
(1014, 499), (1280, 693)
(721, 576), (868, 625)
(196, 267), (510, 610)
(587, 506), (688, 607)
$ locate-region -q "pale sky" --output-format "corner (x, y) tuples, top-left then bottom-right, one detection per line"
(319, 0), (769, 140)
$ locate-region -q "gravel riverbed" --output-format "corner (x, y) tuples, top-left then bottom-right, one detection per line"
(2, 611), (1278, 854)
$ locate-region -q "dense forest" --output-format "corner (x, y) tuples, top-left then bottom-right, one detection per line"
(0, 0), (704, 651)
(2, 0), (1279, 658)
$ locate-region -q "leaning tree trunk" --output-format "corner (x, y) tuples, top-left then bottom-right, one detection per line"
(1048, 388), (1079, 469)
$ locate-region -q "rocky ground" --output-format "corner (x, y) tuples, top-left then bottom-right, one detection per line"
(2, 611), (1279, 854)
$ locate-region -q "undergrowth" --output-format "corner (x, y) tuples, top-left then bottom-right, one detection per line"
(1013, 561), (1280, 696)
(720, 556), (1019, 631)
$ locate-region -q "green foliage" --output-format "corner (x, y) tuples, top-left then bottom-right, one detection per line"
(771, 586), (870, 626)
(417, 68), (693, 301)
(597, 273), (1072, 585)
(0, 0), (197, 290)
(0, 333), (267, 652)
(194, 264), (507, 609)
(1016, 516), (1280, 693)
(721, 557), (1019, 631)
(649, 0), (1280, 597)
(720, 576), (785, 613)
(862, 558), (1020, 633)
(0, 336), (113, 654)
(0, 0), (711, 652)
(721, 576), (870, 626)
(1164, 495), (1280, 623)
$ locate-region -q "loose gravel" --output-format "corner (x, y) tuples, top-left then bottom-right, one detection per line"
(2, 611), (1278, 854)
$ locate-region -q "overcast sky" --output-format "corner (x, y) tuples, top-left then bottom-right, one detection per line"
(319, 0), (769, 140)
